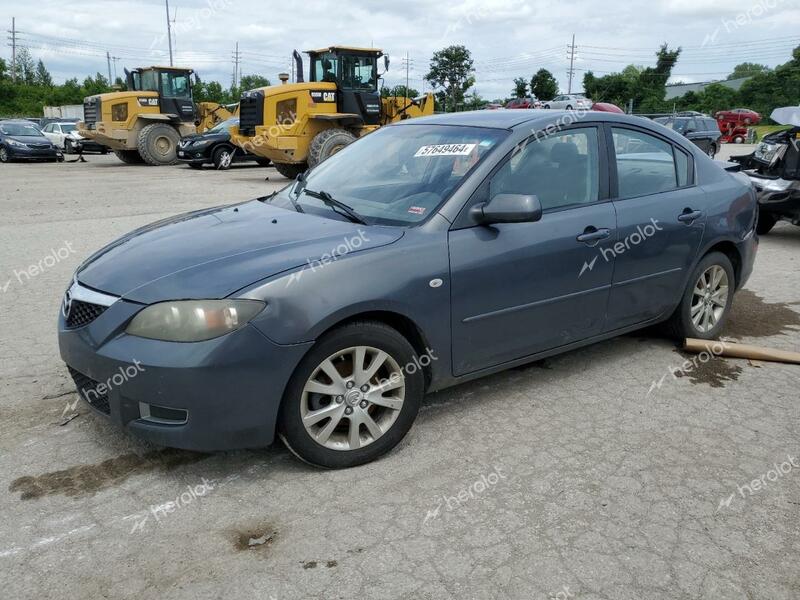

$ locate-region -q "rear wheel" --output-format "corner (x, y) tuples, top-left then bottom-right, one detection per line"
(756, 213), (777, 235)
(137, 123), (180, 166)
(707, 144), (716, 159)
(212, 145), (235, 170)
(565, 104), (573, 110)
(543, 104), (550, 109)
(279, 322), (423, 469)
(663, 252), (735, 340)
(113, 149), (145, 164)
(274, 162), (307, 180)
(308, 128), (357, 168)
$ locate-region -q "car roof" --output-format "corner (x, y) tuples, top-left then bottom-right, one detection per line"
(392, 109), (645, 131)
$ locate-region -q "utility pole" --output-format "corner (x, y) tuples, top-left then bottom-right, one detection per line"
(231, 42), (241, 90)
(401, 52), (413, 104)
(111, 56), (120, 82)
(8, 17), (17, 82)
(165, 0), (173, 66)
(566, 33), (576, 94)
(106, 51), (112, 83)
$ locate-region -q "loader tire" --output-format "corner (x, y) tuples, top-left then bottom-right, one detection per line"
(274, 162), (307, 180)
(113, 149), (145, 164)
(137, 123), (180, 166)
(308, 128), (357, 168)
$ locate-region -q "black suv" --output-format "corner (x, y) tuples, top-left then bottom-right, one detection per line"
(177, 118), (270, 170)
(654, 116), (722, 158)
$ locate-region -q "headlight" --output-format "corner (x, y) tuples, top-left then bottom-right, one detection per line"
(126, 299), (266, 342)
(7, 139), (27, 148)
(112, 102), (129, 121)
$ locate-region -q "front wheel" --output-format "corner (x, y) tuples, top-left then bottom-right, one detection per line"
(212, 146), (234, 170)
(663, 252), (735, 340)
(707, 144), (716, 159)
(278, 322), (424, 469)
(0, 146), (9, 163)
(273, 162), (307, 180)
(543, 104), (550, 109)
(137, 123), (180, 165)
(308, 128), (358, 168)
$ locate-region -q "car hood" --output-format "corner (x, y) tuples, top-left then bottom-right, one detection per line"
(10, 135), (50, 144)
(77, 200), (403, 304)
(181, 132), (229, 143)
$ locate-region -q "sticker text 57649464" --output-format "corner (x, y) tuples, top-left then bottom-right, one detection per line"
(414, 143), (476, 158)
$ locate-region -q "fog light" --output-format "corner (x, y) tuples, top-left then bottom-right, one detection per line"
(139, 402), (188, 425)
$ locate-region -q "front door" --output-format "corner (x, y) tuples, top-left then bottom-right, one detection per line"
(449, 125), (617, 375)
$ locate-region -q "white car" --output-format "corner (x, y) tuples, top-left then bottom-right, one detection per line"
(41, 122), (108, 154)
(542, 94), (591, 110)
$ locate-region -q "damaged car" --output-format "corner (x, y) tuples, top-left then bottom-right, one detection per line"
(733, 107), (800, 234)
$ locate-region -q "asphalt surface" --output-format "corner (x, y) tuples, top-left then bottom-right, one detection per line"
(1, 149), (798, 600)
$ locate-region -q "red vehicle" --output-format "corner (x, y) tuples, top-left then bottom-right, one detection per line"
(506, 97), (542, 109)
(715, 108), (761, 125)
(591, 102), (624, 113)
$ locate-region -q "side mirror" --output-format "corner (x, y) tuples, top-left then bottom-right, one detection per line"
(471, 193), (543, 224)
(384, 55), (390, 71)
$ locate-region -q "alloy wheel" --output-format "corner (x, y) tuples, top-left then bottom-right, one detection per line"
(0, 147), (8, 162)
(690, 265), (729, 333)
(301, 346), (405, 451)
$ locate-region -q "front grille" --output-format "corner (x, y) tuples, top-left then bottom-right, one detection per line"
(66, 300), (107, 328)
(28, 143), (52, 150)
(238, 91), (264, 136)
(83, 98), (100, 126)
(68, 367), (111, 415)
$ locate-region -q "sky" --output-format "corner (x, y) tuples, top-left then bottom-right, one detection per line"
(2, 0), (799, 100)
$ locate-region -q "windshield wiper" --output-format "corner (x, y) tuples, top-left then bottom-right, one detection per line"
(301, 188), (367, 225)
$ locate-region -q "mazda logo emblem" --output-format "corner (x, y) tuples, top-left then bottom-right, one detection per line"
(62, 289), (73, 319)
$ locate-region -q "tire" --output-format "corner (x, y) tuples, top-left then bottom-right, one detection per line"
(64, 139), (73, 155)
(662, 251), (735, 340)
(756, 213), (777, 235)
(543, 104), (550, 109)
(707, 144), (716, 159)
(733, 136), (744, 144)
(565, 105), (573, 111)
(137, 123), (181, 166)
(278, 321), (424, 469)
(0, 146), (10, 163)
(744, 117), (752, 125)
(255, 158), (271, 167)
(212, 145), (235, 170)
(308, 128), (357, 168)
(274, 162), (307, 180)
(113, 149), (145, 164)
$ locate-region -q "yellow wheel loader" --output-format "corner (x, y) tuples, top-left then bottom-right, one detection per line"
(230, 46), (434, 179)
(78, 66), (234, 166)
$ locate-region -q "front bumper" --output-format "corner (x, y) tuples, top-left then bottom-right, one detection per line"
(176, 146), (211, 164)
(58, 295), (313, 451)
(743, 171), (800, 221)
(7, 145), (62, 161)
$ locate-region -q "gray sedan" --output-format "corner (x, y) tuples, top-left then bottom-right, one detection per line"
(58, 110), (758, 468)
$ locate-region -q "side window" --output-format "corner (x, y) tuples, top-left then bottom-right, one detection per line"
(54, 125), (62, 133)
(612, 128), (679, 198)
(489, 127), (600, 211)
(674, 148), (690, 187)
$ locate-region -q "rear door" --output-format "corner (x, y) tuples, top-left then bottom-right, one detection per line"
(604, 125), (706, 330)
(448, 125), (617, 375)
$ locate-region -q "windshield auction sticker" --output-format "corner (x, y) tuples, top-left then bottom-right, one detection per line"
(414, 143), (476, 157)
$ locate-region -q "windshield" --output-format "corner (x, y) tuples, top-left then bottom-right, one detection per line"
(270, 124), (507, 225)
(209, 118), (238, 133)
(0, 123), (42, 137)
(61, 123), (77, 133)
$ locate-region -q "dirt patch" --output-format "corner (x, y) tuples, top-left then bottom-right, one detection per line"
(233, 527), (277, 552)
(672, 351), (743, 388)
(726, 290), (800, 339)
(8, 448), (208, 500)
(301, 559), (337, 569)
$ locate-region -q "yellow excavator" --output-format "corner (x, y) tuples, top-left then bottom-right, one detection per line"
(78, 66), (235, 165)
(230, 46), (435, 179)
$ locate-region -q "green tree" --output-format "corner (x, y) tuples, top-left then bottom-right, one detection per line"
(82, 73), (110, 96)
(381, 84), (419, 99)
(425, 45), (475, 112)
(239, 74), (271, 90)
(35, 60), (53, 87)
(512, 77), (528, 98)
(727, 62), (771, 80)
(0, 58), (7, 81)
(464, 91), (488, 110)
(530, 68), (558, 101)
(14, 47), (36, 84)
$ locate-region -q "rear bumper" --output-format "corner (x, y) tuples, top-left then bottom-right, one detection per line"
(58, 297), (313, 451)
(745, 172), (800, 220)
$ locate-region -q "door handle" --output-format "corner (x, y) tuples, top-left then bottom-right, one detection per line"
(576, 227), (611, 245)
(678, 209), (703, 224)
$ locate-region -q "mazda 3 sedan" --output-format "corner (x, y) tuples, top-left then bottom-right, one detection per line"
(58, 110), (758, 468)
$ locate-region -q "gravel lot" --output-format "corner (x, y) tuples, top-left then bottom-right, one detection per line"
(1, 149), (798, 600)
